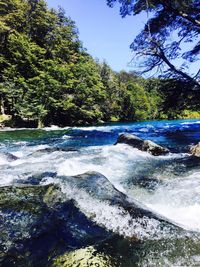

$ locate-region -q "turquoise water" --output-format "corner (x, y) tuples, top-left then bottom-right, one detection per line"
(1, 119), (200, 266)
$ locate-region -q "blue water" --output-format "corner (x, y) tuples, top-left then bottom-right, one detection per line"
(1, 119), (200, 266)
(71, 119), (200, 150)
(1, 118), (200, 149)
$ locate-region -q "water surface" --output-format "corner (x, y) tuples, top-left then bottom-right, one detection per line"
(1, 119), (200, 266)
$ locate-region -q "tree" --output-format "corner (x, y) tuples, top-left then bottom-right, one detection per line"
(98, 61), (122, 121)
(1, 0), (198, 126)
(107, 0), (200, 88)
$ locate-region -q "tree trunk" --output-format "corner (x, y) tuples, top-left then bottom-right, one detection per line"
(37, 118), (44, 128)
(0, 98), (5, 115)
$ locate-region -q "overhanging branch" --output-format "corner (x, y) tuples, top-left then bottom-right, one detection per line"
(153, 40), (200, 87)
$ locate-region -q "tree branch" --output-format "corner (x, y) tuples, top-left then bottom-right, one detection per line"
(153, 41), (200, 88)
(178, 10), (200, 27)
(162, 2), (200, 28)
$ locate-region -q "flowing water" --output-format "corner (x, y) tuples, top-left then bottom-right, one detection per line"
(1, 119), (200, 266)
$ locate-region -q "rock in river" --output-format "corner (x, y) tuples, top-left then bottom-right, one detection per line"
(0, 151), (18, 162)
(0, 183), (112, 266)
(52, 246), (114, 267)
(115, 133), (169, 156)
(0, 171), (184, 266)
(61, 171), (181, 232)
(189, 142), (200, 157)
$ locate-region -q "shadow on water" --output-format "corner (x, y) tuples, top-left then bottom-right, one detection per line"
(0, 129), (71, 143)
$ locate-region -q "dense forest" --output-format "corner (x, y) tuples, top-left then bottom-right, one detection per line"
(0, 0), (199, 128)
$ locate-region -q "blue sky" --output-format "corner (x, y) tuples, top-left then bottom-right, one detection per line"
(46, 0), (198, 76)
(46, 0), (146, 72)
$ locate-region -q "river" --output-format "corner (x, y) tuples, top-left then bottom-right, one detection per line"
(1, 119), (200, 266)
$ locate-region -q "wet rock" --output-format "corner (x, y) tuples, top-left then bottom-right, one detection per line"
(0, 172), (186, 266)
(14, 172), (57, 185)
(142, 140), (169, 156)
(115, 133), (169, 156)
(189, 142), (200, 157)
(115, 133), (144, 149)
(90, 234), (200, 267)
(52, 246), (115, 267)
(36, 147), (78, 153)
(133, 176), (164, 190)
(0, 151), (18, 161)
(0, 183), (112, 266)
(62, 171), (181, 231)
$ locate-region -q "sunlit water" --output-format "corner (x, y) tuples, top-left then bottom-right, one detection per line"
(1, 119), (200, 266)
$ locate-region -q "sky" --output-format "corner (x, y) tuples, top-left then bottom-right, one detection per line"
(46, 0), (147, 72)
(46, 0), (198, 76)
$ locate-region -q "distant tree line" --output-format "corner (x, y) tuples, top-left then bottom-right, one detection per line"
(0, 0), (199, 127)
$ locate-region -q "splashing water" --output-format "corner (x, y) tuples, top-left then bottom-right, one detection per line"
(1, 119), (200, 266)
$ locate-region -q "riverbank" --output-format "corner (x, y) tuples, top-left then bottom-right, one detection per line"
(1, 109), (200, 130)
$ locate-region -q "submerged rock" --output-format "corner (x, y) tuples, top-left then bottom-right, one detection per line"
(0, 172), (187, 266)
(0, 183), (112, 266)
(14, 172), (57, 185)
(36, 147), (78, 153)
(189, 142), (200, 157)
(0, 151), (18, 162)
(62, 171), (182, 233)
(133, 176), (164, 190)
(29, 147), (78, 157)
(115, 133), (169, 156)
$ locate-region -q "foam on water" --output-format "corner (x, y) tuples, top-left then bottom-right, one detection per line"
(57, 144), (153, 191)
(1, 119), (200, 241)
(43, 125), (71, 131)
(181, 120), (200, 125)
(47, 180), (169, 240)
(130, 171), (200, 231)
(148, 203), (200, 231)
(0, 156), (8, 166)
(74, 125), (114, 133)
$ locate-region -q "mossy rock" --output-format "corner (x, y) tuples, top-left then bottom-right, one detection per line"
(0, 183), (112, 266)
(0, 184), (65, 213)
(52, 246), (115, 267)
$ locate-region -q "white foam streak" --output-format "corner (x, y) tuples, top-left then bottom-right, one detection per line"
(181, 120), (200, 125)
(0, 157), (8, 166)
(133, 171), (200, 232)
(57, 144), (152, 191)
(147, 203), (200, 231)
(58, 182), (162, 239)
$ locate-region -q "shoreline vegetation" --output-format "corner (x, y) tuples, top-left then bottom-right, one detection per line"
(1, 112), (200, 130)
(1, 111), (200, 129)
(0, 0), (200, 129)
(1, 113), (200, 130)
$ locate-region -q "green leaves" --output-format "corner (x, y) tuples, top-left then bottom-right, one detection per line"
(1, 0), (185, 126)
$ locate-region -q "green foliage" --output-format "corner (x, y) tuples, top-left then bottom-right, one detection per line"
(144, 78), (200, 120)
(107, 0), (200, 87)
(0, 0), (106, 126)
(0, 0), (198, 127)
(181, 110), (200, 119)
